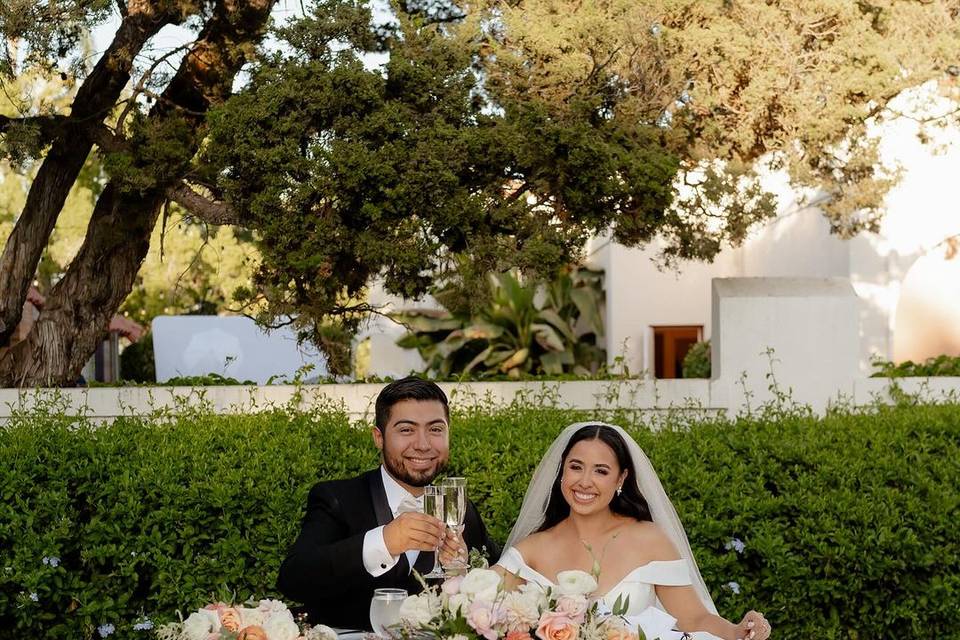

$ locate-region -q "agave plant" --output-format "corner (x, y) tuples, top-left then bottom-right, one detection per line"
(391, 268), (605, 378)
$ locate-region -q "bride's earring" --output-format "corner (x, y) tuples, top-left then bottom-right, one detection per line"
(616, 485), (623, 496)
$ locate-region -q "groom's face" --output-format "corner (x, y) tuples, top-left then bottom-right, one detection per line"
(373, 399), (449, 492)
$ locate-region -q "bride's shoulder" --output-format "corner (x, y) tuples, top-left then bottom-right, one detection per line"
(512, 530), (553, 561)
(618, 520), (681, 561)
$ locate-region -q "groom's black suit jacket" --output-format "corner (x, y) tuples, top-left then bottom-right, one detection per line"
(277, 469), (500, 630)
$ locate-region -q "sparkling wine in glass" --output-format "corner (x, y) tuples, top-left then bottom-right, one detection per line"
(421, 485), (446, 579)
(369, 588), (407, 637)
(440, 477), (468, 572)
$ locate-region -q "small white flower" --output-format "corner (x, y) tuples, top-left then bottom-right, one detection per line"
(258, 598), (289, 614)
(556, 570), (598, 597)
(303, 624), (338, 640)
(42, 556), (61, 567)
(518, 582), (549, 610)
(656, 111), (673, 129)
(724, 538), (746, 554)
(459, 568), (502, 602)
(97, 623), (116, 638)
(263, 612), (300, 640)
(444, 635), (470, 640)
(725, 581), (741, 595)
(649, 23), (662, 37)
(29, 592), (39, 602)
(133, 618), (154, 631)
(182, 610), (219, 640)
(446, 593), (469, 616)
(241, 607), (267, 628)
(399, 592), (441, 626)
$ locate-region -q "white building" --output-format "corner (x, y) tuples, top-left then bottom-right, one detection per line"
(362, 85), (960, 380)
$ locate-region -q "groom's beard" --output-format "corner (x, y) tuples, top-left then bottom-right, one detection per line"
(383, 452), (447, 488)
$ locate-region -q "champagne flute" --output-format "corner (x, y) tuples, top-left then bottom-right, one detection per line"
(369, 588), (407, 637)
(421, 485), (446, 579)
(440, 477), (468, 573)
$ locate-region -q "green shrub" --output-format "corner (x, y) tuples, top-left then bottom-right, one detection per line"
(1, 401), (958, 639)
(119, 334), (156, 383)
(681, 340), (711, 378)
(871, 354), (960, 377)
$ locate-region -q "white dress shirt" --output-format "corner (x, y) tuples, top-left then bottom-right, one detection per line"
(362, 466), (422, 576)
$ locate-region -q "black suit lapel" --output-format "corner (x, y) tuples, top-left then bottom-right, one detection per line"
(366, 469), (393, 527)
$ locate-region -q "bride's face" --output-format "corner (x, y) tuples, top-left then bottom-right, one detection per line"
(560, 438), (628, 515)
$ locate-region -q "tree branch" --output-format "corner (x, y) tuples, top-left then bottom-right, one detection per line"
(166, 181), (243, 225)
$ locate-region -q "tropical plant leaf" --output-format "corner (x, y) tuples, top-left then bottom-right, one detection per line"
(570, 287), (603, 338)
(532, 323), (565, 352)
(536, 308), (576, 343)
(499, 347), (529, 372)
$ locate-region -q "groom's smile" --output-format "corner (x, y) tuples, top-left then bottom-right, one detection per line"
(373, 398), (450, 493)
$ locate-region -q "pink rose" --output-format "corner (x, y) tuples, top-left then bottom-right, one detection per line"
(466, 600), (501, 640)
(554, 596), (588, 624)
(442, 575), (464, 596)
(536, 612), (579, 640)
(506, 631), (534, 640)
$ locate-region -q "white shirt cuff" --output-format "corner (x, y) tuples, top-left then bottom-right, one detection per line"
(363, 526), (400, 576)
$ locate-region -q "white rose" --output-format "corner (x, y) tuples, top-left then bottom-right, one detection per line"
(258, 599), (290, 615)
(459, 569), (502, 602)
(263, 613), (300, 640)
(241, 607), (267, 628)
(398, 593), (440, 626)
(446, 593), (470, 616)
(500, 590), (541, 631)
(182, 610), (218, 640)
(556, 570), (598, 597)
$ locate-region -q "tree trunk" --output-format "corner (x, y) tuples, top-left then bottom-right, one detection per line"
(0, 0), (276, 387)
(0, 5), (185, 346)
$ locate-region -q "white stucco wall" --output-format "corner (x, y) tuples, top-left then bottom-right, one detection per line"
(600, 83), (960, 375)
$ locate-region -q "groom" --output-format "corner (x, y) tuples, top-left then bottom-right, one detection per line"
(277, 376), (500, 629)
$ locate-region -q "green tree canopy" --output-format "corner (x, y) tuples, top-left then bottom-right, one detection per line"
(1, 0), (958, 384)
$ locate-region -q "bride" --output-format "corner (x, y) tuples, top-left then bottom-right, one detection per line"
(494, 423), (771, 640)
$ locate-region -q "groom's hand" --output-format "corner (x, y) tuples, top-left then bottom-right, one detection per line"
(383, 512), (445, 556)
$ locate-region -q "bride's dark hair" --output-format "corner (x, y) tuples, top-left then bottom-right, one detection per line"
(536, 424), (652, 532)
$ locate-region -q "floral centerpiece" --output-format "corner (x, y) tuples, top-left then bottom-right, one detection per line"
(155, 598), (337, 640)
(395, 567), (678, 640)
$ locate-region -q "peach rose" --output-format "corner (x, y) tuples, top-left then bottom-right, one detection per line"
(220, 608), (242, 632)
(506, 631), (534, 640)
(535, 612), (579, 640)
(604, 625), (637, 640)
(237, 625), (269, 640)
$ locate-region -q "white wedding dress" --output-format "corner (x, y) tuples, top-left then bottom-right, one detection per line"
(497, 547), (692, 614)
(497, 547), (719, 640)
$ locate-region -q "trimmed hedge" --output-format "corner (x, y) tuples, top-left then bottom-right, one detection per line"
(1, 400), (958, 639)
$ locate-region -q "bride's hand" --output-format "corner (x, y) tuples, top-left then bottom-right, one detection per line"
(734, 611), (770, 640)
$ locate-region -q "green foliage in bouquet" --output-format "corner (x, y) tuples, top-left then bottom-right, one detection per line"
(392, 268), (606, 378)
(870, 354), (960, 378)
(1, 397), (959, 638)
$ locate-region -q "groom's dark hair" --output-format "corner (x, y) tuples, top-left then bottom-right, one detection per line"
(374, 376), (449, 431)
(537, 424), (653, 532)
